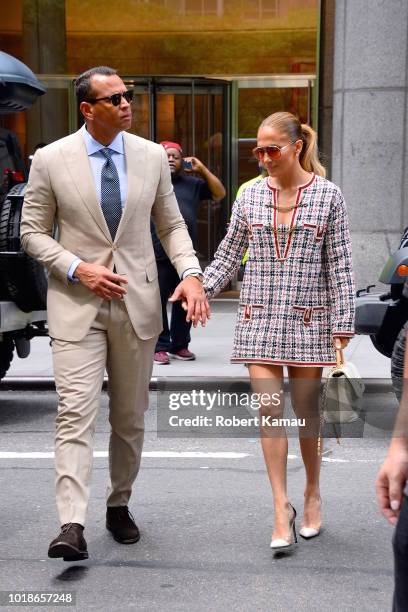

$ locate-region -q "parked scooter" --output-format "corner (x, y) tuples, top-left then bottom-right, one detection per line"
(355, 228), (408, 397)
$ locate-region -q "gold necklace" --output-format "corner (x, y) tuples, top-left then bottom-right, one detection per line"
(270, 202), (298, 211)
(267, 178), (300, 211)
(273, 191), (299, 212)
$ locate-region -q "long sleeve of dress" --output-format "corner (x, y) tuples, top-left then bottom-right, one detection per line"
(203, 196), (249, 299)
(324, 189), (355, 337)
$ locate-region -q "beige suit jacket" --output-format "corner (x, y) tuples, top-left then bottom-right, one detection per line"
(20, 128), (200, 341)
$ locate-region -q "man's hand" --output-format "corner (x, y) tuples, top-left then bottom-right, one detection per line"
(183, 156), (205, 175)
(74, 262), (128, 300)
(376, 439), (408, 525)
(168, 276), (210, 327)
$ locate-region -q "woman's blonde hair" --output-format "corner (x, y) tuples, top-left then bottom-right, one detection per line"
(259, 112), (326, 178)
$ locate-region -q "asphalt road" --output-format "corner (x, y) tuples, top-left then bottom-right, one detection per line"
(0, 389), (400, 612)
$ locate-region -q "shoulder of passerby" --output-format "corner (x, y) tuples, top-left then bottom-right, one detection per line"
(236, 175), (264, 199)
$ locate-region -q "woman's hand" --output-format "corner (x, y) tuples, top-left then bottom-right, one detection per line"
(169, 276), (211, 327)
(333, 336), (351, 350)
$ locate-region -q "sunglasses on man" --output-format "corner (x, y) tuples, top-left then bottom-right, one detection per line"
(86, 90), (134, 106)
(252, 141), (296, 161)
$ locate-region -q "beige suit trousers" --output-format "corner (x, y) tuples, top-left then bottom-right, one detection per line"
(52, 298), (156, 526)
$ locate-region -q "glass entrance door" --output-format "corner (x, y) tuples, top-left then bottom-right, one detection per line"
(232, 75), (316, 190)
(124, 76), (231, 265)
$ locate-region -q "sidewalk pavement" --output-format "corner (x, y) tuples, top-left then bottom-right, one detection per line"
(4, 299), (391, 386)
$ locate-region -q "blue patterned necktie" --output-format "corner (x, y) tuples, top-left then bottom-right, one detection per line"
(100, 148), (122, 240)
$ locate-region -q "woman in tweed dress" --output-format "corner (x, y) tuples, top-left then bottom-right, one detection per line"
(203, 112), (355, 551)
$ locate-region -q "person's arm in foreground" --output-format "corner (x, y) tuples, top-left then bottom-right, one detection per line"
(376, 331), (408, 525)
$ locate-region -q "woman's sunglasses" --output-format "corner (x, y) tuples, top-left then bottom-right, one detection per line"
(252, 141), (296, 161)
(86, 90), (134, 106)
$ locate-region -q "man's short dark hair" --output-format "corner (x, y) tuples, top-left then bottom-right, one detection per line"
(74, 66), (118, 104)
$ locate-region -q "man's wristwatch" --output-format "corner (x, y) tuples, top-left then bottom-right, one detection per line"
(186, 272), (204, 283)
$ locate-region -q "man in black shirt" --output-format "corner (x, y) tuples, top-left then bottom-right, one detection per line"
(152, 141), (225, 364)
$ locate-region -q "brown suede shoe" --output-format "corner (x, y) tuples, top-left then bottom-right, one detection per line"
(48, 523), (88, 561)
(106, 506), (140, 544)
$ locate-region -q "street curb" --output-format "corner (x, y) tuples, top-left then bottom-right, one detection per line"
(0, 376), (394, 394)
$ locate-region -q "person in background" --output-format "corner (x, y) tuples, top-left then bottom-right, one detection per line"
(236, 163), (268, 267)
(152, 141), (225, 365)
(236, 164), (267, 198)
(376, 322), (408, 611)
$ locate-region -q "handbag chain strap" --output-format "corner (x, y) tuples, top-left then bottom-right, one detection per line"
(336, 345), (344, 368)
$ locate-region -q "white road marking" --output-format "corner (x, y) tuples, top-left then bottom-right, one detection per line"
(322, 457), (379, 463)
(144, 451), (250, 459)
(0, 450), (380, 463)
(0, 451), (250, 460)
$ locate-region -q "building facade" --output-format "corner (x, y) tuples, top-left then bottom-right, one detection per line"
(0, 0), (318, 264)
(1, 0), (405, 287)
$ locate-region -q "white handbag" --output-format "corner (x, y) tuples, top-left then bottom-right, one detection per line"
(322, 347), (365, 424)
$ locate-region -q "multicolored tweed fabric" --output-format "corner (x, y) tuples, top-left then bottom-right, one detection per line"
(203, 174), (355, 366)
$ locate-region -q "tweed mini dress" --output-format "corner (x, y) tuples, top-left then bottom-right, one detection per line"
(203, 174), (355, 366)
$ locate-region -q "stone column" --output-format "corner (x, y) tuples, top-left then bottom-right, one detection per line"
(22, 0), (67, 153)
(318, 0), (335, 177)
(332, 0), (408, 289)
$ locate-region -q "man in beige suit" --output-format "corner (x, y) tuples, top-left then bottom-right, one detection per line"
(21, 66), (209, 561)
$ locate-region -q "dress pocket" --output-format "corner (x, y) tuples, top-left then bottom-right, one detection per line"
(303, 223), (326, 242)
(239, 302), (265, 322)
(293, 304), (326, 327)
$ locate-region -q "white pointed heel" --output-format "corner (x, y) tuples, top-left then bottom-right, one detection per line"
(270, 537), (296, 551)
(270, 503), (297, 552)
(300, 495), (322, 539)
(299, 526), (320, 539)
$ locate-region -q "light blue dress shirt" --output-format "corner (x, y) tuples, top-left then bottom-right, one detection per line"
(68, 126), (128, 280)
(82, 125), (127, 208)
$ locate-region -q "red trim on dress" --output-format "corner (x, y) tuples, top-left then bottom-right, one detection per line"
(266, 173), (315, 192)
(269, 176), (316, 263)
(299, 173), (316, 189)
(272, 190), (280, 258)
(293, 304), (326, 326)
(332, 331), (355, 337)
(272, 188), (299, 262)
(283, 204), (298, 259)
(303, 222), (325, 241)
(231, 357), (336, 367)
